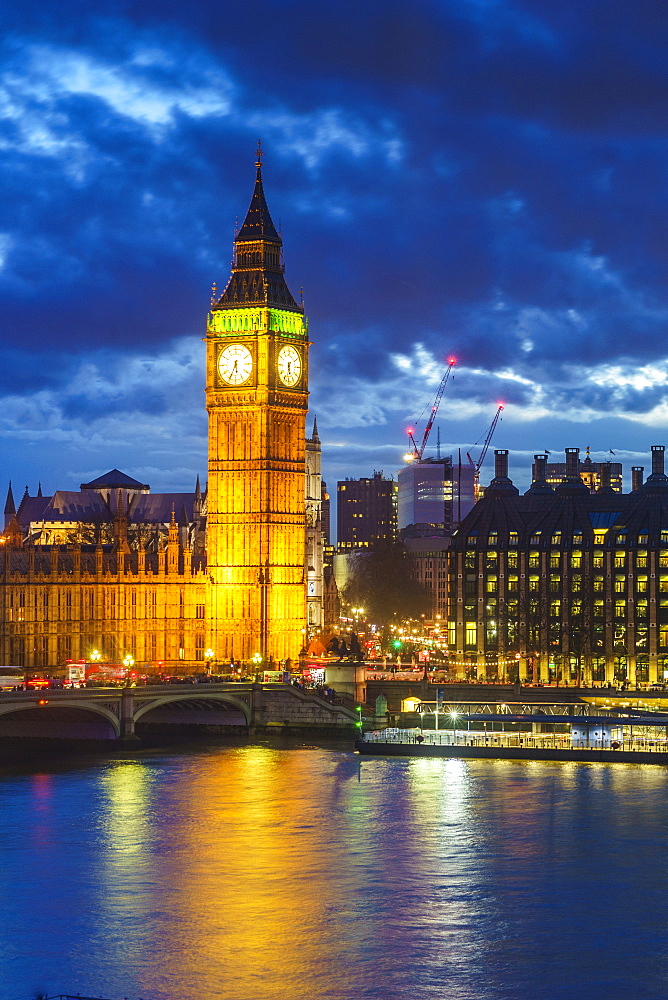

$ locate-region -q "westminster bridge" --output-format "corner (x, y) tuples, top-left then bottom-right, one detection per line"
(0, 682), (358, 740)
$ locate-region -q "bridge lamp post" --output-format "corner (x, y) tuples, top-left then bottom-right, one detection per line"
(252, 652), (262, 680)
(205, 648), (215, 677)
(123, 654), (135, 686)
(86, 649), (102, 686)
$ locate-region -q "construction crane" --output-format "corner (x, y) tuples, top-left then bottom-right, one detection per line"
(404, 357), (457, 462)
(467, 402), (504, 472)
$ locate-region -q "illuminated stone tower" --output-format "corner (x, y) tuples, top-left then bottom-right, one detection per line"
(206, 152), (309, 663)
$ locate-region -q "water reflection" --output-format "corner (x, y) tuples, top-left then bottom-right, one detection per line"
(145, 745), (376, 1000)
(0, 747), (667, 1000)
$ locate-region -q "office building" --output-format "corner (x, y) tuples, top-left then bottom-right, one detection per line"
(337, 472), (397, 551)
(447, 446), (668, 688)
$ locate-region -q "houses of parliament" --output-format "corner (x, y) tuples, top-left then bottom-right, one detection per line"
(0, 156), (327, 672)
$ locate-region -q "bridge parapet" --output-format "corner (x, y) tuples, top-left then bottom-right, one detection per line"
(0, 681), (358, 739)
(252, 683), (358, 730)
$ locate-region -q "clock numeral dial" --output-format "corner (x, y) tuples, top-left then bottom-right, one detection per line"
(218, 344), (253, 386)
(277, 345), (302, 387)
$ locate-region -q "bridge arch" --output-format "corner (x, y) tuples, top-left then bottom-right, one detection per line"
(0, 700), (121, 737)
(133, 692), (251, 727)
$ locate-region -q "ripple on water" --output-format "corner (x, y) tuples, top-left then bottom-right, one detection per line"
(0, 745), (667, 1000)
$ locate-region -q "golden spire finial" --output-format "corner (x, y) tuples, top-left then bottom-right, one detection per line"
(256, 139), (264, 169)
(210, 280), (217, 306)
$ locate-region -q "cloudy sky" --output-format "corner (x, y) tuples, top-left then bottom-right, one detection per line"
(0, 0), (667, 501)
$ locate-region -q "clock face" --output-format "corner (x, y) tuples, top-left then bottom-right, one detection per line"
(277, 345), (302, 386)
(218, 344), (253, 386)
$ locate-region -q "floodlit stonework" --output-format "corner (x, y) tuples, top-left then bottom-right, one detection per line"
(0, 158), (314, 672)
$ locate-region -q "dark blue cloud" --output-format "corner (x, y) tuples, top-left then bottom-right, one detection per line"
(0, 0), (666, 492)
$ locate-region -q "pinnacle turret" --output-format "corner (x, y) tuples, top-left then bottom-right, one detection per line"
(4, 481), (15, 519)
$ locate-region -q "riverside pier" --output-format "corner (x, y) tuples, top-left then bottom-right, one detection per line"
(357, 707), (668, 764)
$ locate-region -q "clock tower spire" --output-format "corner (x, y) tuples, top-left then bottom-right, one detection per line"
(206, 151), (309, 664)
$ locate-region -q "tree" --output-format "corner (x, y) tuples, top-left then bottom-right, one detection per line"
(342, 542), (430, 635)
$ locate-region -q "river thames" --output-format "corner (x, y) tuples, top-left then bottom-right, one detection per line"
(1, 739), (668, 1000)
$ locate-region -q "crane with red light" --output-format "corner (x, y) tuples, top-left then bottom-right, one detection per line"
(404, 356), (457, 462)
(466, 403), (505, 473)
(466, 403), (505, 498)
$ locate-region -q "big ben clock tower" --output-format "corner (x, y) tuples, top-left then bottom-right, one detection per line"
(206, 149), (309, 664)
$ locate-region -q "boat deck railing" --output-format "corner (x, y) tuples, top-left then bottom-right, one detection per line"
(362, 728), (668, 754)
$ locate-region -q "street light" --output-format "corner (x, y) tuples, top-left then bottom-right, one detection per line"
(205, 648), (215, 676)
(123, 653), (135, 688)
(89, 649), (101, 664)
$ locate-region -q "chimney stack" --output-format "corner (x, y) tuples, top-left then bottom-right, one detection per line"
(652, 445), (665, 478)
(533, 454), (548, 482)
(632, 466), (644, 491)
(494, 450), (509, 479)
(565, 447), (580, 479)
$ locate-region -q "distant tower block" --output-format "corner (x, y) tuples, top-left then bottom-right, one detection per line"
(205, 154), (309, 662)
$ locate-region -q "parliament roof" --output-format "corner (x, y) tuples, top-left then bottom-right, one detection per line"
(16, 494), (52, 528)
(80, 469), (150, 490)
(40, 491), (110, 523)
(131, 494), (195, 523)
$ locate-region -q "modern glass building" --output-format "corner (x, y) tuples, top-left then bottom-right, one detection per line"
(398, 457), (476, 532)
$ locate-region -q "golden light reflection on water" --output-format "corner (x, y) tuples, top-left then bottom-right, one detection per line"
(92, 760), (159, 973)
(42, 747), (668, 1000)
(101, 762), (154, 862)
(121, 746), (376, 1000)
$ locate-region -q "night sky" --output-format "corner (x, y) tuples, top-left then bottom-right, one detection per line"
(1, 0), (667, 499)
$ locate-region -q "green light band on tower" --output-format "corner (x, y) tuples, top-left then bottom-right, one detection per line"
(208, 307), (307, 338)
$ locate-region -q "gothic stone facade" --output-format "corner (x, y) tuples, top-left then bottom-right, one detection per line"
(0, 516), (207, 671)
(205, 157), (309, 662)
(0, 160), (317, 672)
